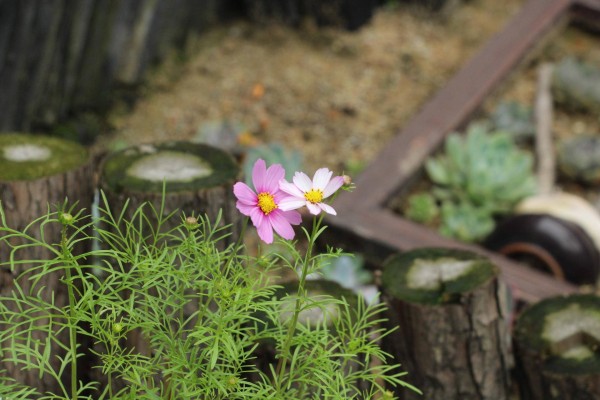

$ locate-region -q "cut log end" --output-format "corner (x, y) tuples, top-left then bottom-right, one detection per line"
(0, 133), (89, 181)
(100, 141), (239, 194)
(381, 247), (498, 304)
(515, 294), (600, 375)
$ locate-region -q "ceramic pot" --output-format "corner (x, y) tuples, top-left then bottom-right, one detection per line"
(483, 213), (600, 285)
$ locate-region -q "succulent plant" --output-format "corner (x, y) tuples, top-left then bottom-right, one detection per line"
(193, 119), (249, 154)
(405, 192), (439, 224)
(552, 56), (600, 114)
(243, 142), (303, 185)
(557, 134), (600, 185)
(425, 122), (537, 215)
(422, 122), (537, 242)
(489, 101), (535, 142)
(439, 201), (496, 243)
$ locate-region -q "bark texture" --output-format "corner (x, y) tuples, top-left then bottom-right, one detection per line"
(514, 294), (600, 400)
(380, 248), (511, 400)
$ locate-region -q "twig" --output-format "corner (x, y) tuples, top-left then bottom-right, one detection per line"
(535, 63), (555, 195)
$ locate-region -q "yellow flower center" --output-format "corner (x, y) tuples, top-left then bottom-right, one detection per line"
(257, 192), (277, 215)
(304, 189), (324, 204)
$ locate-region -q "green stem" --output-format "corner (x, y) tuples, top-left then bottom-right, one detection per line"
(61, 225), (78, 400)
(274, 214), (323, 391)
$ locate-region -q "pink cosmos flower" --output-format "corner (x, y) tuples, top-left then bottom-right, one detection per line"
(233, 159), (302, 244)
(278, 168), (345, 215)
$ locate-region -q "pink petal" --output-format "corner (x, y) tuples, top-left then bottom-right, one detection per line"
(256, 219), (274, 244)
(323, 176), (344, 198)
(264, 164), (285, 193)
(282, 209), (302, 225)
(293, 172), (313, 192)
(279, 179), (305, 198)
(250, 207), (265, 228)
(236, 202), (256, 216)
(318, 202), (337, 215)
(306, 202), (322, 215)
(278, 197), (306, 211)
(252, 159), (267, 193)
(269, 212), (295, 240)
(233, 182), (257, 204)
(313, 168), (332, 191)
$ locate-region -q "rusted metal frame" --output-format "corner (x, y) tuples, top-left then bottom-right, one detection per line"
(326, 0), (600, 302)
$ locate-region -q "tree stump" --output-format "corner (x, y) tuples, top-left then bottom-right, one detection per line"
(99, 141), (242, 246)
(514, 294), (600, 400)
(0, 133), (94, 395)
(96, 141), (241, 388)
(380, 247), (512, 400)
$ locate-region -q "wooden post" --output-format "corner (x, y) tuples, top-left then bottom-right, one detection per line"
(514, 294), (600, 400)
(0, 133), (94, 395)
(379, 247), (512, 400)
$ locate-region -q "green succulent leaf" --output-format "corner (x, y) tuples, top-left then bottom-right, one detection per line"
(439, 201), (495, 243)
(405, 192), (439, 224)
(425, 122), (537, 216)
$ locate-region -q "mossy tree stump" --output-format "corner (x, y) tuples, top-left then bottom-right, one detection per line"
(97, 141), (241, 384)
(99, 141), (242, 246)
(0, 133), (94, 394)
(514, 294), (600, 400)
(380, 247), (512, 400)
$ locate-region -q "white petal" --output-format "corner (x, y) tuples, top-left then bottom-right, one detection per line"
(323, 176), (344, 198)
(279, 179), (305, 198)
(319, 202), (337, 215)
(293, 172), (313, 192)
(313, 168), (332, 190)
(306, 202), (322, 215)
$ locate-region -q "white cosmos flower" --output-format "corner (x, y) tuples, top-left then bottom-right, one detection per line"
(278, 168), (345, 215)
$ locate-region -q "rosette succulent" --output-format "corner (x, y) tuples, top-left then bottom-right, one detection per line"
(423, 122), (537, 241)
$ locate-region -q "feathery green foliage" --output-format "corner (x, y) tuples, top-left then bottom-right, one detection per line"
(0, 195), (419, 399)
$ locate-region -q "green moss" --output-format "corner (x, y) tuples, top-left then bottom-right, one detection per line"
(515, 294), (600, 375)
(0, 133), (89, 181)
(101, 141), (239, 193)
(381, 247), (497, 305)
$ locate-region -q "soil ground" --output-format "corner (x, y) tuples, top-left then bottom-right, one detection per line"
(96, 0), (531, 175)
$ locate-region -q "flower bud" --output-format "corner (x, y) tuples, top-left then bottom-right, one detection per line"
(382, 390), (396, 400)
(185, 216), (199, 230)
(342, 175), (352, 186)
(112, 322), (124, 334)
(59, 212), (74, 226)
(227, 376), (238, 387)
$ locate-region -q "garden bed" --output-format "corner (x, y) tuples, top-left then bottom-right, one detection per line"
(326, 0), (600, 305)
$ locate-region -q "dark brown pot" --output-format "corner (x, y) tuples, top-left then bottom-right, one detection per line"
(483, 213), (600, 285)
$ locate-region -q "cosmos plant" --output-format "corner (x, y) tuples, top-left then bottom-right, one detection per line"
(0, 162), (419, 399)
